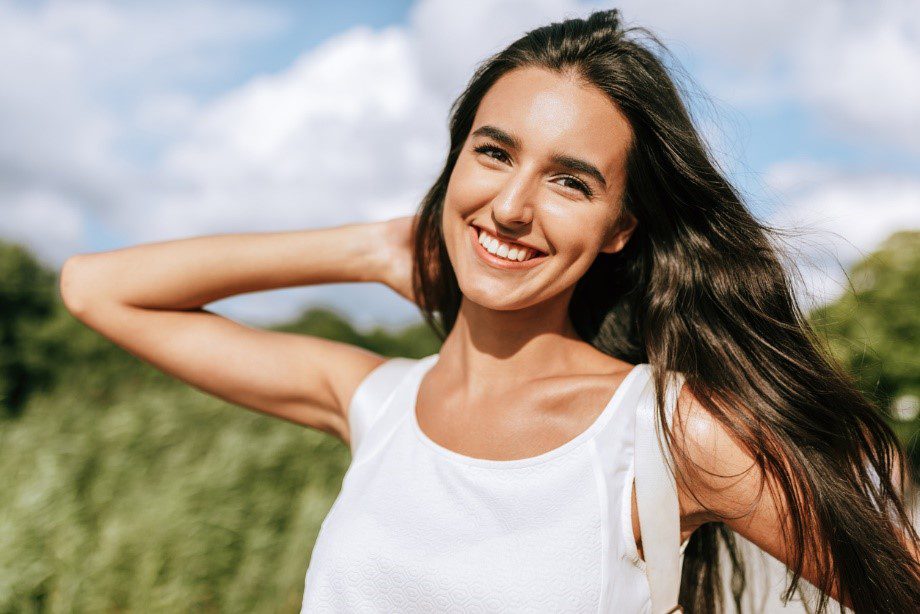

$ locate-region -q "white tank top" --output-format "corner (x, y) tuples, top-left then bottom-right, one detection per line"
(300, 353), (690, 613)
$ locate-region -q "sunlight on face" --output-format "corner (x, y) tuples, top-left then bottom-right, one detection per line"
(442, 65), (636, 310)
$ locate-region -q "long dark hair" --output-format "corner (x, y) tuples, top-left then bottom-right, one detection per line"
(409, 8), (920, 614)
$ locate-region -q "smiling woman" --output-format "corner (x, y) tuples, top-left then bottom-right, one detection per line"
(59, 6), (920, 614)
(392, 7), (920, 614)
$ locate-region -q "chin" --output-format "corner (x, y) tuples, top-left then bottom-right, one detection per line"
(455, 276), (543, 312)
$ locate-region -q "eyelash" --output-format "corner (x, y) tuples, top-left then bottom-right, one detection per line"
(472, 144), (595, 198)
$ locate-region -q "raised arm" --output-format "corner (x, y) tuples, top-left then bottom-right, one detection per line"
(58, 219), (414, 445)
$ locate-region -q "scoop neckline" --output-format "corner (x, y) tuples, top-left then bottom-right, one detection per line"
(409, 353), (647, 469)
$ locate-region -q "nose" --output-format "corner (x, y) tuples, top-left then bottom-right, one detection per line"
(491, 169), (538, 228)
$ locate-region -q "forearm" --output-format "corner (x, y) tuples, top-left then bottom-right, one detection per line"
(60, 222), (386, 312)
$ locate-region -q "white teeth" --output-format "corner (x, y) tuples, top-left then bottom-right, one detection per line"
(476, 227), (538, 262)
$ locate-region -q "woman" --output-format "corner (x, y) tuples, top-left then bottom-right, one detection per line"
(61, 9), (919, 613)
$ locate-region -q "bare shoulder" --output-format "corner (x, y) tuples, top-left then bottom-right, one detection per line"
(668, 382), (766, 523)
(666, 380), (859, 608)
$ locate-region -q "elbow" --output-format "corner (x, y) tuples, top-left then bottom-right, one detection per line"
(59, 255), (96, 318)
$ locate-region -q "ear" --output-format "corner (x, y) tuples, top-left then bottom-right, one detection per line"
(599, 210), (638, 254)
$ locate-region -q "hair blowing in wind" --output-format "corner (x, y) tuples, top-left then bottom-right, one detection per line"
(407, 9), (920, 613)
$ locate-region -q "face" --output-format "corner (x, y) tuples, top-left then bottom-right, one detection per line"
(441, 65), (637, 311)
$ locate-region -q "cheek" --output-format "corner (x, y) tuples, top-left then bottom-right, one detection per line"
(542, 216), (598, 256)
(445, 159), (498, 214)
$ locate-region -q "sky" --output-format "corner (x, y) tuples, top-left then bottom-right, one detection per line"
(2, 0), (918, 330)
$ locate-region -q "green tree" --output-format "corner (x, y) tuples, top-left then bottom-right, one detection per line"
(809, 230), (920, 474)
(0, 240), (59, 415)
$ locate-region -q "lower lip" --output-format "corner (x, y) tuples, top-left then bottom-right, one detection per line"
(468, 224), (549, 270)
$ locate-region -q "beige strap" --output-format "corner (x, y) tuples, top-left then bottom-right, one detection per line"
(634, 368), (685, 614)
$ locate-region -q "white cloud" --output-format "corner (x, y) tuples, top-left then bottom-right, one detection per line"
(792, 1), (920, 152)
(608, 0), (920, 154)
(760, 160), (841, 195)
(112, 25), (448, 242)
(407, 0), (585, 101)
(766, 163), (920, 310)
(0, 0), (284, 256)
(134, 93), (199, 140)
(1, 188), (84, 264)
(607, 0), (809, 68)
(5, 0), (283, 90)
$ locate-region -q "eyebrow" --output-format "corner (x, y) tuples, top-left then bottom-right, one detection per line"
(470, 124), (608, 190)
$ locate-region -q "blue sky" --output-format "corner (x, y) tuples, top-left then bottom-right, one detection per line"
(2, 0), (918, 329)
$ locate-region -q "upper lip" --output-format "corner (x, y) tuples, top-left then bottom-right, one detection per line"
(471, 223), (547, 255)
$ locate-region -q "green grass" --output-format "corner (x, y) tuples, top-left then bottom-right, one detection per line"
(0, 376), (352, 613)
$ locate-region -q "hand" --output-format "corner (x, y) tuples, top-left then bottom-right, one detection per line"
(376, 214), (420, 306)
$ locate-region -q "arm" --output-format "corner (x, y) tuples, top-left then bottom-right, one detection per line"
(668, 386), (858, 611)
(59, 220), (409, 443)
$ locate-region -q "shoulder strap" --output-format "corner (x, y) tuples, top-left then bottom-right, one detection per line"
(634, 367), (686, 614)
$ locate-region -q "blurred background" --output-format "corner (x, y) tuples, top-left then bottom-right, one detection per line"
(1, 0), (917, 611)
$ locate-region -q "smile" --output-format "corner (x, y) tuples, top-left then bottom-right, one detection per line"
(468, 224), (549, 270)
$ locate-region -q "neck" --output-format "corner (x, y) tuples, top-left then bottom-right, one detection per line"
(435, 288), (592, 390)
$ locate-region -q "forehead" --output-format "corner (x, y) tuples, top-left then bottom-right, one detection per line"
(473, 66), (632, 177)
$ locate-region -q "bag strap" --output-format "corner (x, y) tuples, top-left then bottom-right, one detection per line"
(634, 367), (686, 614)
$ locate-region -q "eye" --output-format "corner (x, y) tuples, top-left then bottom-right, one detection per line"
(556, 175), (593, 198)
(473, 144), (510, 164)
(473, 142), (594, 199)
